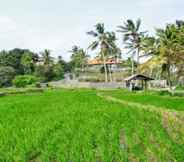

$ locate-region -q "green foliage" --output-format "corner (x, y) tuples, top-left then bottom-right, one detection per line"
(0, 49), (38, 75)
(35, 65), (55, 82)
(21, 52), (34, 74)
(88, 23), (119, 82)
(41, 49), (53, 66)
(53, 63), (64, 80)
(0, 66), (16, 87)
(12, 75), (38, 88)
(70, 46), (89, 72)
(140, 21), (184, 86)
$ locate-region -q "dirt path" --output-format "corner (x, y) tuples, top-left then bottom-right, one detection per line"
(97, 93), (184, 144)
(97, 92), (184, 116)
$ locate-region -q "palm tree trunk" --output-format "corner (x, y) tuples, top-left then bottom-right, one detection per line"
(81, 62), (84, 72)
(131, 53), (134, 75)
(102, 51), (108, 82)
(109, 65), (113, 82)
(137, 48), (140, 74)
(137, 48), (140, 65)
(167, 65), (172, 90)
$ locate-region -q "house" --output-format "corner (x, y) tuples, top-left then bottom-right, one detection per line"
(87, 56), (123, 72)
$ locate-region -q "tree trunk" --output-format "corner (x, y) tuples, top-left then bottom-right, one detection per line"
(109, 65), (113, 82)
(131, 53), (135, 75)
(136, 48), (140, 73)
(81, 64), (84, 72)
(167, 66), (172, 90)
(102, 51), (108, 82)
(137, 48), (140, 65)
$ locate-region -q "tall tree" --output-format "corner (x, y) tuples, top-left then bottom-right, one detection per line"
(156, 24), (184, 88)
(41, 49), (53, 66)
(70, 46), (89, 72)
(21, 52), (34, 74)
(36, 49), (54, 82)
(140, 21), (184, 88)
(117, 19), (145, 74)
(87, 23), (117, 82)
(0, 49), (38, 75)
(53, 56), (65, 80)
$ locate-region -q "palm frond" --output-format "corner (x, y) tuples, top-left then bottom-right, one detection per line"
(96, 23), (105, 34)
(87, 31), (98, 37)
(88, 41), (99, 50)
(136, 18), (141, 31)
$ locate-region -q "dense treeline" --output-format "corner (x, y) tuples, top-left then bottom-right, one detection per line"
(0, 19), (184, 88)
(0, 49), (71, 87)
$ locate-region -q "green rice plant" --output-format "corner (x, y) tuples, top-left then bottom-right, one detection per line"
(0, 89), (183, 161)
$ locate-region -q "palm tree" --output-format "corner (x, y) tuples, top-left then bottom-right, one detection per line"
(41, 49), (53, 66)
(117, 19), (145, 75)
(87, 23), (117, 82)
(155, 25), (181, 88)
(21, 52), (34, 74)
(140, 22), (184, 88)
(70, 46), (89, 72)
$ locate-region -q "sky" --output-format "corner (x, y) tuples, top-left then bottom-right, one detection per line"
(0, 0), (183, 60)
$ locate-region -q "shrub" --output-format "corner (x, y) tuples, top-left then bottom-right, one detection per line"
(12, 75), (37, 88)
(35, 65), (55, 82)
(0, 66), (16, 87)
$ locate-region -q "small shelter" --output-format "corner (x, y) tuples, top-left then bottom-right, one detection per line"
(124, 74), (154, 90)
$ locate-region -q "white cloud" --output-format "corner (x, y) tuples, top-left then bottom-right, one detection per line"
(0, 0), (183, 61)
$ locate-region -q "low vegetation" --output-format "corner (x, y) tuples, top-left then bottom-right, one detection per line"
(12, 75), (38, 88)
(0, 89), (184, 161)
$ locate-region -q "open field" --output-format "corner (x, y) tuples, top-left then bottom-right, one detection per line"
(0, 89), (184, 161)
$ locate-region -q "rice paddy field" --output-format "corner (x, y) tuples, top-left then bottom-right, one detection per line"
(0, 88), (184, 162)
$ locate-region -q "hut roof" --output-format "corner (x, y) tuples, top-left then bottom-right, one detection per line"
(124, 74), (154, 82)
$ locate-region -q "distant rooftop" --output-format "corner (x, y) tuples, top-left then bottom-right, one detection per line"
(88, 57), (122, 65)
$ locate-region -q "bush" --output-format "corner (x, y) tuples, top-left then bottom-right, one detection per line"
(0, 66), (16, 87)
(12, 75), (38, 88)
(35, 65), (55, 82)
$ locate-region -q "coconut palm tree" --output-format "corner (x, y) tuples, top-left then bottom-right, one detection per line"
(117, 19), (146, 74)
(87, 23), (117, 82)
(155, 25), (181, 88)
(41, 49), (53, 66)
(140, 22), (184, 88)
(70, 46), (89, 72)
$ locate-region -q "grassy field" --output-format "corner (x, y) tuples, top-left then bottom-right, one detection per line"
(0, 89), (184, 161)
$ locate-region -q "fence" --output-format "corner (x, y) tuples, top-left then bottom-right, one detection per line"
(50, 80), (126, 89)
